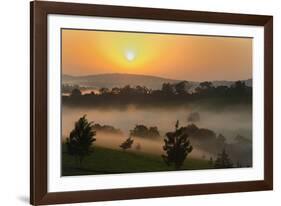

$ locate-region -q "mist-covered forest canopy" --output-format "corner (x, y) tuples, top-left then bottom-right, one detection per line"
(62, 80), (252, 108)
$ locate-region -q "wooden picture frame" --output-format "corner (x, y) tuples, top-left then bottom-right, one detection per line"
(30, 1), (273, 205)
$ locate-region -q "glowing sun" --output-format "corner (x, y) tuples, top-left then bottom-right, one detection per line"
(124, 50), (136, 62)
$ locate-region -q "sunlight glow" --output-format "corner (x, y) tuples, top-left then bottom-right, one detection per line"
(62, 29), (252, 80)
(125, 50), (136, 62)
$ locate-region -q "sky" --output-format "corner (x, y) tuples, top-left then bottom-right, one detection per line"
(62, 29), (252, 81)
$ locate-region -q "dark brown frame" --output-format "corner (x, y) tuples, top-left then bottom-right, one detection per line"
(30, 1), (273, 205)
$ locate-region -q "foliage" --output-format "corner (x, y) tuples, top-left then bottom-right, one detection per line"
(63, 80), (252, 108)
(214, 149), (233, 169)
(162, 120), (193, 170)
(66, 115), (96, 167)
(130, 125), (160, 138)
(120, 136), (134, 150)
(70, 88), (82, 97)
(174, 81), (192, 95)
(92, 123), (123, 135)
(62, 84), (80, 93)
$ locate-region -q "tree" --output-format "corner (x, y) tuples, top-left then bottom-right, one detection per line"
(120, 85), (134, 95)
(233, 81), (246, 90)
(199, 81), (213, 89)
(162, 120), (193, 170)
(71, 88), (82, 97)
(120, 136), (134, 150)
(195, 81), (213, 94)
(130, 125), (148, 137)
(99, 87), (110, 95)
(214, 149), (233, 168)
(175, 81), (191, 95)
(66, 115), (96, 168)
(161, 83), (175, 95)
(130, 125), (160, 138)
(111, 87), (121, 95)
(148, 127), (160, 138)
(136, 85), (149, 94)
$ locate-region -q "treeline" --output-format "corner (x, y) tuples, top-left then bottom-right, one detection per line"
(62, 81), (252, 107)
(92, 123), (123, 135)
(62, 84), (89, 93)
(176, 123), (252, 167)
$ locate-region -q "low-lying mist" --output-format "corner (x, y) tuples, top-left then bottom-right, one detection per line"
(62, 104), (252, 166)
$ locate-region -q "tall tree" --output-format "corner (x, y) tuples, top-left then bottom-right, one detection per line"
(214, 149), (233, 168)
(162, 120), (193, 170)
(66, 115), (96, 167)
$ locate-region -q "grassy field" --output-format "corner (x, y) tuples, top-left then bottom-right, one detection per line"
(62, 145), (213, 176)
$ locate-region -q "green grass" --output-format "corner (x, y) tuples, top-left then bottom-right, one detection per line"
(62, 145), (213, 176)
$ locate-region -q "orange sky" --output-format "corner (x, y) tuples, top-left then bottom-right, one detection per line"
(62, 29), (252, 81)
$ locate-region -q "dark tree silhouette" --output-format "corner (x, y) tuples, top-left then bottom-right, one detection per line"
(175, 81), (191, 95)
(63, 79), (252, 108)
(162, 83), (175, 95)
(214, 149), (233, 168)
(200, 81), (213, 89)
(120, 136), (134, 151)
(148, 127), (160, 138)
(92, 123), (123, 135)
(130, 125), (160, 138)
(111, 87), (121, 95)
(66, 115), (96, 168)
(71, 88), (82, 97)
(162, 120), (193, 170)
(99, 87), (110, 95)
(135, 85), (150, 94)
(233, 81), (246, 90)
(62, 84), (80, 93)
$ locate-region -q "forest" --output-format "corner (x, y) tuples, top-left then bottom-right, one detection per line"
(62, 80), (252, 108)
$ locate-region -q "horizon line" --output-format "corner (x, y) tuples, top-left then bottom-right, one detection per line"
(62, 72), (252, 82)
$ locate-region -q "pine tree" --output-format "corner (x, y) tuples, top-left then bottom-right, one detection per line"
(66, 115), (96, 168)
(214, 149), (233, 169)
(162, 120), (193, 170)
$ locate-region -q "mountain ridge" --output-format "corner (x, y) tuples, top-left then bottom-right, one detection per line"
(62, 73), (252, 89)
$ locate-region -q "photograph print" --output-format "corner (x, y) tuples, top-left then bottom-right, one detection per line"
(61, 29), (252, 176)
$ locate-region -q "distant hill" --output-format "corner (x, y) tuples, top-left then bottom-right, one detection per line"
(62, 73), (252, 90)
(62, 73), (180, 90)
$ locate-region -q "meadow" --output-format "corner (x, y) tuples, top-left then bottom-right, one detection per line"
(62, 145), (212, 176)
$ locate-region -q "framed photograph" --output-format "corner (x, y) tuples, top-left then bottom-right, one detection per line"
(30, 1), (273, 205)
